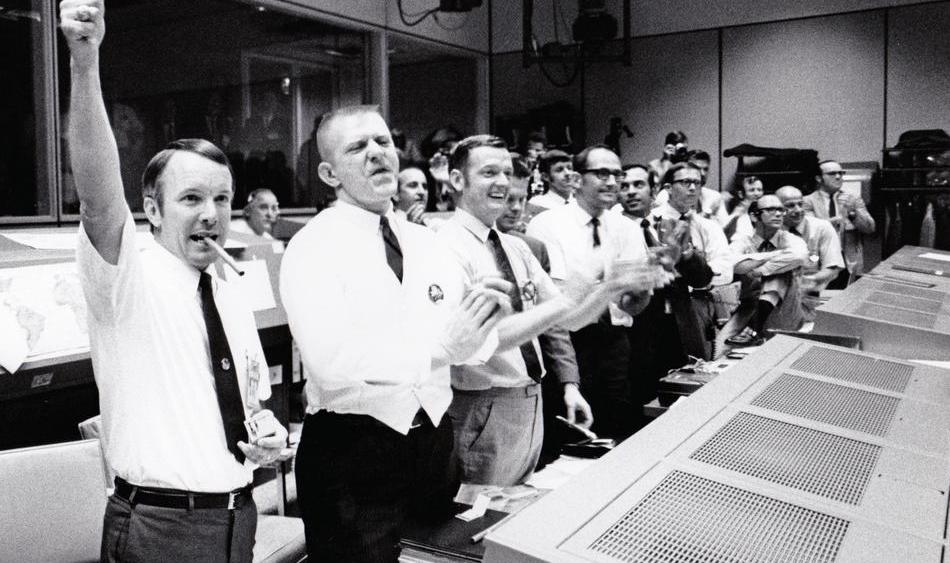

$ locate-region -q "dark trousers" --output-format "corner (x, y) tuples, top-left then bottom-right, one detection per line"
(627, 310), (686, 406)
(100, 491), (257, 563)
(295, 410), (458, 563)
(570, 322), (638, 440)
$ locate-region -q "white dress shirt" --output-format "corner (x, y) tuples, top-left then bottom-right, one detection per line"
(77, 213), (271, 492)
(654, 187), (729, 225)
(526, 201), (649, 326)
(529, 191), (574, 210)
(229, 219), (275, 240)
(280, 201), (476, 434)
(730, 229), (809, 277)
(651, 203), (734, 286)
(437, 209), (556, 390)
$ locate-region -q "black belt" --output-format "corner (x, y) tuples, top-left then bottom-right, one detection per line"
(114, 477), (252, 510)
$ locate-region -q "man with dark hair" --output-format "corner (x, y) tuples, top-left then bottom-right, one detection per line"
(394, 164), (432, 226)
(438, 135), (637, 485)
(654, 149), (728, 224)
(61, 2), (287, 561)
(804, 159), (875, 287)
(777, 185), (844, 321)
(528, 144), (668, 440)
(648, 130), (688, 187)
(497, 154), (589, 468)
(722, 194), (808, 347)
(530, 149), (576, 209)
(281, 108), (512, 561)
(523, 131), (547, 170)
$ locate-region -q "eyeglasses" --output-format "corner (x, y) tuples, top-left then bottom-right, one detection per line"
(758, 206), (787, 215)
(581, 168), (624, 182)
(671, 179), (702, 188)
(823, 171), (845, 177)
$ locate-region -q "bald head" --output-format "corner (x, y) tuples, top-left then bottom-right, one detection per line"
(775, 186), (805, 228)
(775, 186), (802, 201)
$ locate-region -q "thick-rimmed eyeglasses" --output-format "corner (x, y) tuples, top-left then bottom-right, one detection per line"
(671, 179), (702, 189)
(581, 168), (624, 182)
(823, 171), (845, 177)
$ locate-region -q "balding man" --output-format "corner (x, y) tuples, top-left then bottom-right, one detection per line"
(776, 186), (844, 321)
(231, 188), (279, 238)
(722, 195), (808, 347)
(280, 106), (511, 561)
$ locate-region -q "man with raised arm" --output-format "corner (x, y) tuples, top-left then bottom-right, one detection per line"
(60, 1), (286, 561)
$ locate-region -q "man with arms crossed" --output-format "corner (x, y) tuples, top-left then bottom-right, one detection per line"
(280, 107), (511, 562)
(61, 2), (286, 561)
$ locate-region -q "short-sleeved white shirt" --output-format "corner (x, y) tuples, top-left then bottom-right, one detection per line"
(77, 213), (270, 492)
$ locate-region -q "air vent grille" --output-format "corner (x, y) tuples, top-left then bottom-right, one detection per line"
(587, 471), (849, 563)
(689, 413), (880, 504)
(866, 291), (941, 313)
(853, 302), (937, 329)
(790, 347), (912, 392)
(751, 374), (900, 436)
(878, 282), (946, 302)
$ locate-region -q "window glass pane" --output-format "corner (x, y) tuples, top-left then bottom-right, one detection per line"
(58, 0), (366, 215)
(1, 0), (49, 218)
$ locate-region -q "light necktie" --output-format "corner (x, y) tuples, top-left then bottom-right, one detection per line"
(380, 216), (403, 283)
(198, 273), (248, 464)
(486, 229), (542, 383)
(590, 217), (601, 247)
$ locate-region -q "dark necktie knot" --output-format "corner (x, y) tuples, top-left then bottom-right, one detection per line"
(198, 271), (247, 464)
(640, 218), (658, 248)
(380, 216), (404, 283)
(590, 217), (602, 247)
(758, 239), (777, 252)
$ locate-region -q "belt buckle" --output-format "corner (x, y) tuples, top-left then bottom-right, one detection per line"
(227, 491), (238, 510)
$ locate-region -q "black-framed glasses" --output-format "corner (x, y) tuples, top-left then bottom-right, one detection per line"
(671, 178), (702, 188)
(581, 168), (624, 182)
(823, 171), (845, 177)
(758, 206), (787, 215)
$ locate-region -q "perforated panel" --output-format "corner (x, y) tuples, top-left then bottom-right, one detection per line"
(689, 413), (880, 504)
(866, 291), (941, 313)
(853, 302), (937, 329)
(791, 347), (913, 392)
(587, 471), (849, 563)
(878, 282), (947, 302)
(751, 374), (900, 436)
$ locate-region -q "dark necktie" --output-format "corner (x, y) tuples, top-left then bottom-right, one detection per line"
(380, 216), (403, 283)
(789, 226), (801, 237)
(758, 239), (776, 252)
(590, 217), (601, 247)
(640, 218), (658, 248)
(486, 230), (542, 383)
(198, 273), (248, 464)
(828, 195), (837, 217)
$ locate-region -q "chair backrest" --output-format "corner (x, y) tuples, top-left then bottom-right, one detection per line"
(0, 439), (108, 563)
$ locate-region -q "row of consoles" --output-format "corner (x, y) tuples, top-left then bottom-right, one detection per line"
(484, 246), (950, 562)
(2, 229), (950, 562)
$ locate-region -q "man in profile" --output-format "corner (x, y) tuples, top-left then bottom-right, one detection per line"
(61, 2), (286, 561)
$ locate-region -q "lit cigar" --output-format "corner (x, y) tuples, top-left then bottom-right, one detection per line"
(203, 237), (245, 276)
